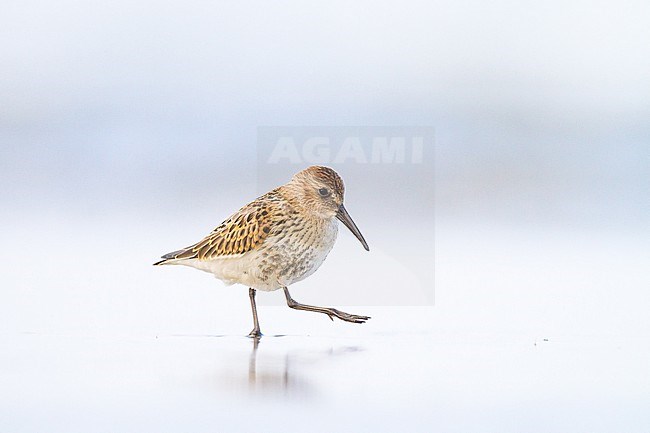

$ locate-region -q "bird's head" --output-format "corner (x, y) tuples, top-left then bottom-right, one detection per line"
(288, 166), (369, 251)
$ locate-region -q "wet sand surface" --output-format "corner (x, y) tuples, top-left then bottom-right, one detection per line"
(2, 306), (648, 433)
(1, 222), (649, 432)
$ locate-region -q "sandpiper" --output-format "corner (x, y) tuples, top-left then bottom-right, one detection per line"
(154, 166), (370, 337)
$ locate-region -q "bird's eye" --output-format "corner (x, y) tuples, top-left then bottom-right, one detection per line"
(318, 188), (330, 197)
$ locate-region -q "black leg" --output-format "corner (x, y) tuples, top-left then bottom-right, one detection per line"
(282, 286), (370, 324)
(248, 288), (262, 337)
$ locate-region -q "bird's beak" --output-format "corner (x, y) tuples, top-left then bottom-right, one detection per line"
(336, 204), (370, 251)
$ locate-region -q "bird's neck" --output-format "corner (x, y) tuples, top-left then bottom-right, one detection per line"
(277, 184), (326, 221)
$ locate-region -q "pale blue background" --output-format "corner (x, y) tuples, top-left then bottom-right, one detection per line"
(2, 1), (648, 229)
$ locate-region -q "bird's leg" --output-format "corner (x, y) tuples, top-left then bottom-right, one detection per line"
(248, 288), (263, 337)
(282, 286), (370, 324)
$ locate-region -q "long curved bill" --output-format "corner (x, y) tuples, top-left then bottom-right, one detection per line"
(336, 204), (370, 251)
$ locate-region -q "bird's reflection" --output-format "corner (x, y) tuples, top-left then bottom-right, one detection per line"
(217, 335), (363, 400)
(247, 336), (266, 388)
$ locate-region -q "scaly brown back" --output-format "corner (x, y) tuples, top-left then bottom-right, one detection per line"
(154, 189), (286, 263)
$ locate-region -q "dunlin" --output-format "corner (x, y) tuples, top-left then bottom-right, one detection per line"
(154, 166), (370, 337)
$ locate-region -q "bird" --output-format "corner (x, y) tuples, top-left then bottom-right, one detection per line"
(154, 165), (370, 337)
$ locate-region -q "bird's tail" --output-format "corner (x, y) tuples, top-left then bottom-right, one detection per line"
(153, 248), (191, 266)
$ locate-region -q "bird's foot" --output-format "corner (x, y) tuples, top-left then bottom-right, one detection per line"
(325, 308), (370, 324)
(248, 328), (263, 338)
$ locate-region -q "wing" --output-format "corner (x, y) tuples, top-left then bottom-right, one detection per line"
(156, 189), (283, 263)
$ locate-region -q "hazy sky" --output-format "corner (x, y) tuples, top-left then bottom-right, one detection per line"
(1, 0), (648, 230)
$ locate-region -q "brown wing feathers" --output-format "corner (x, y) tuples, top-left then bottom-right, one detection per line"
(154, 191), (279, 264)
